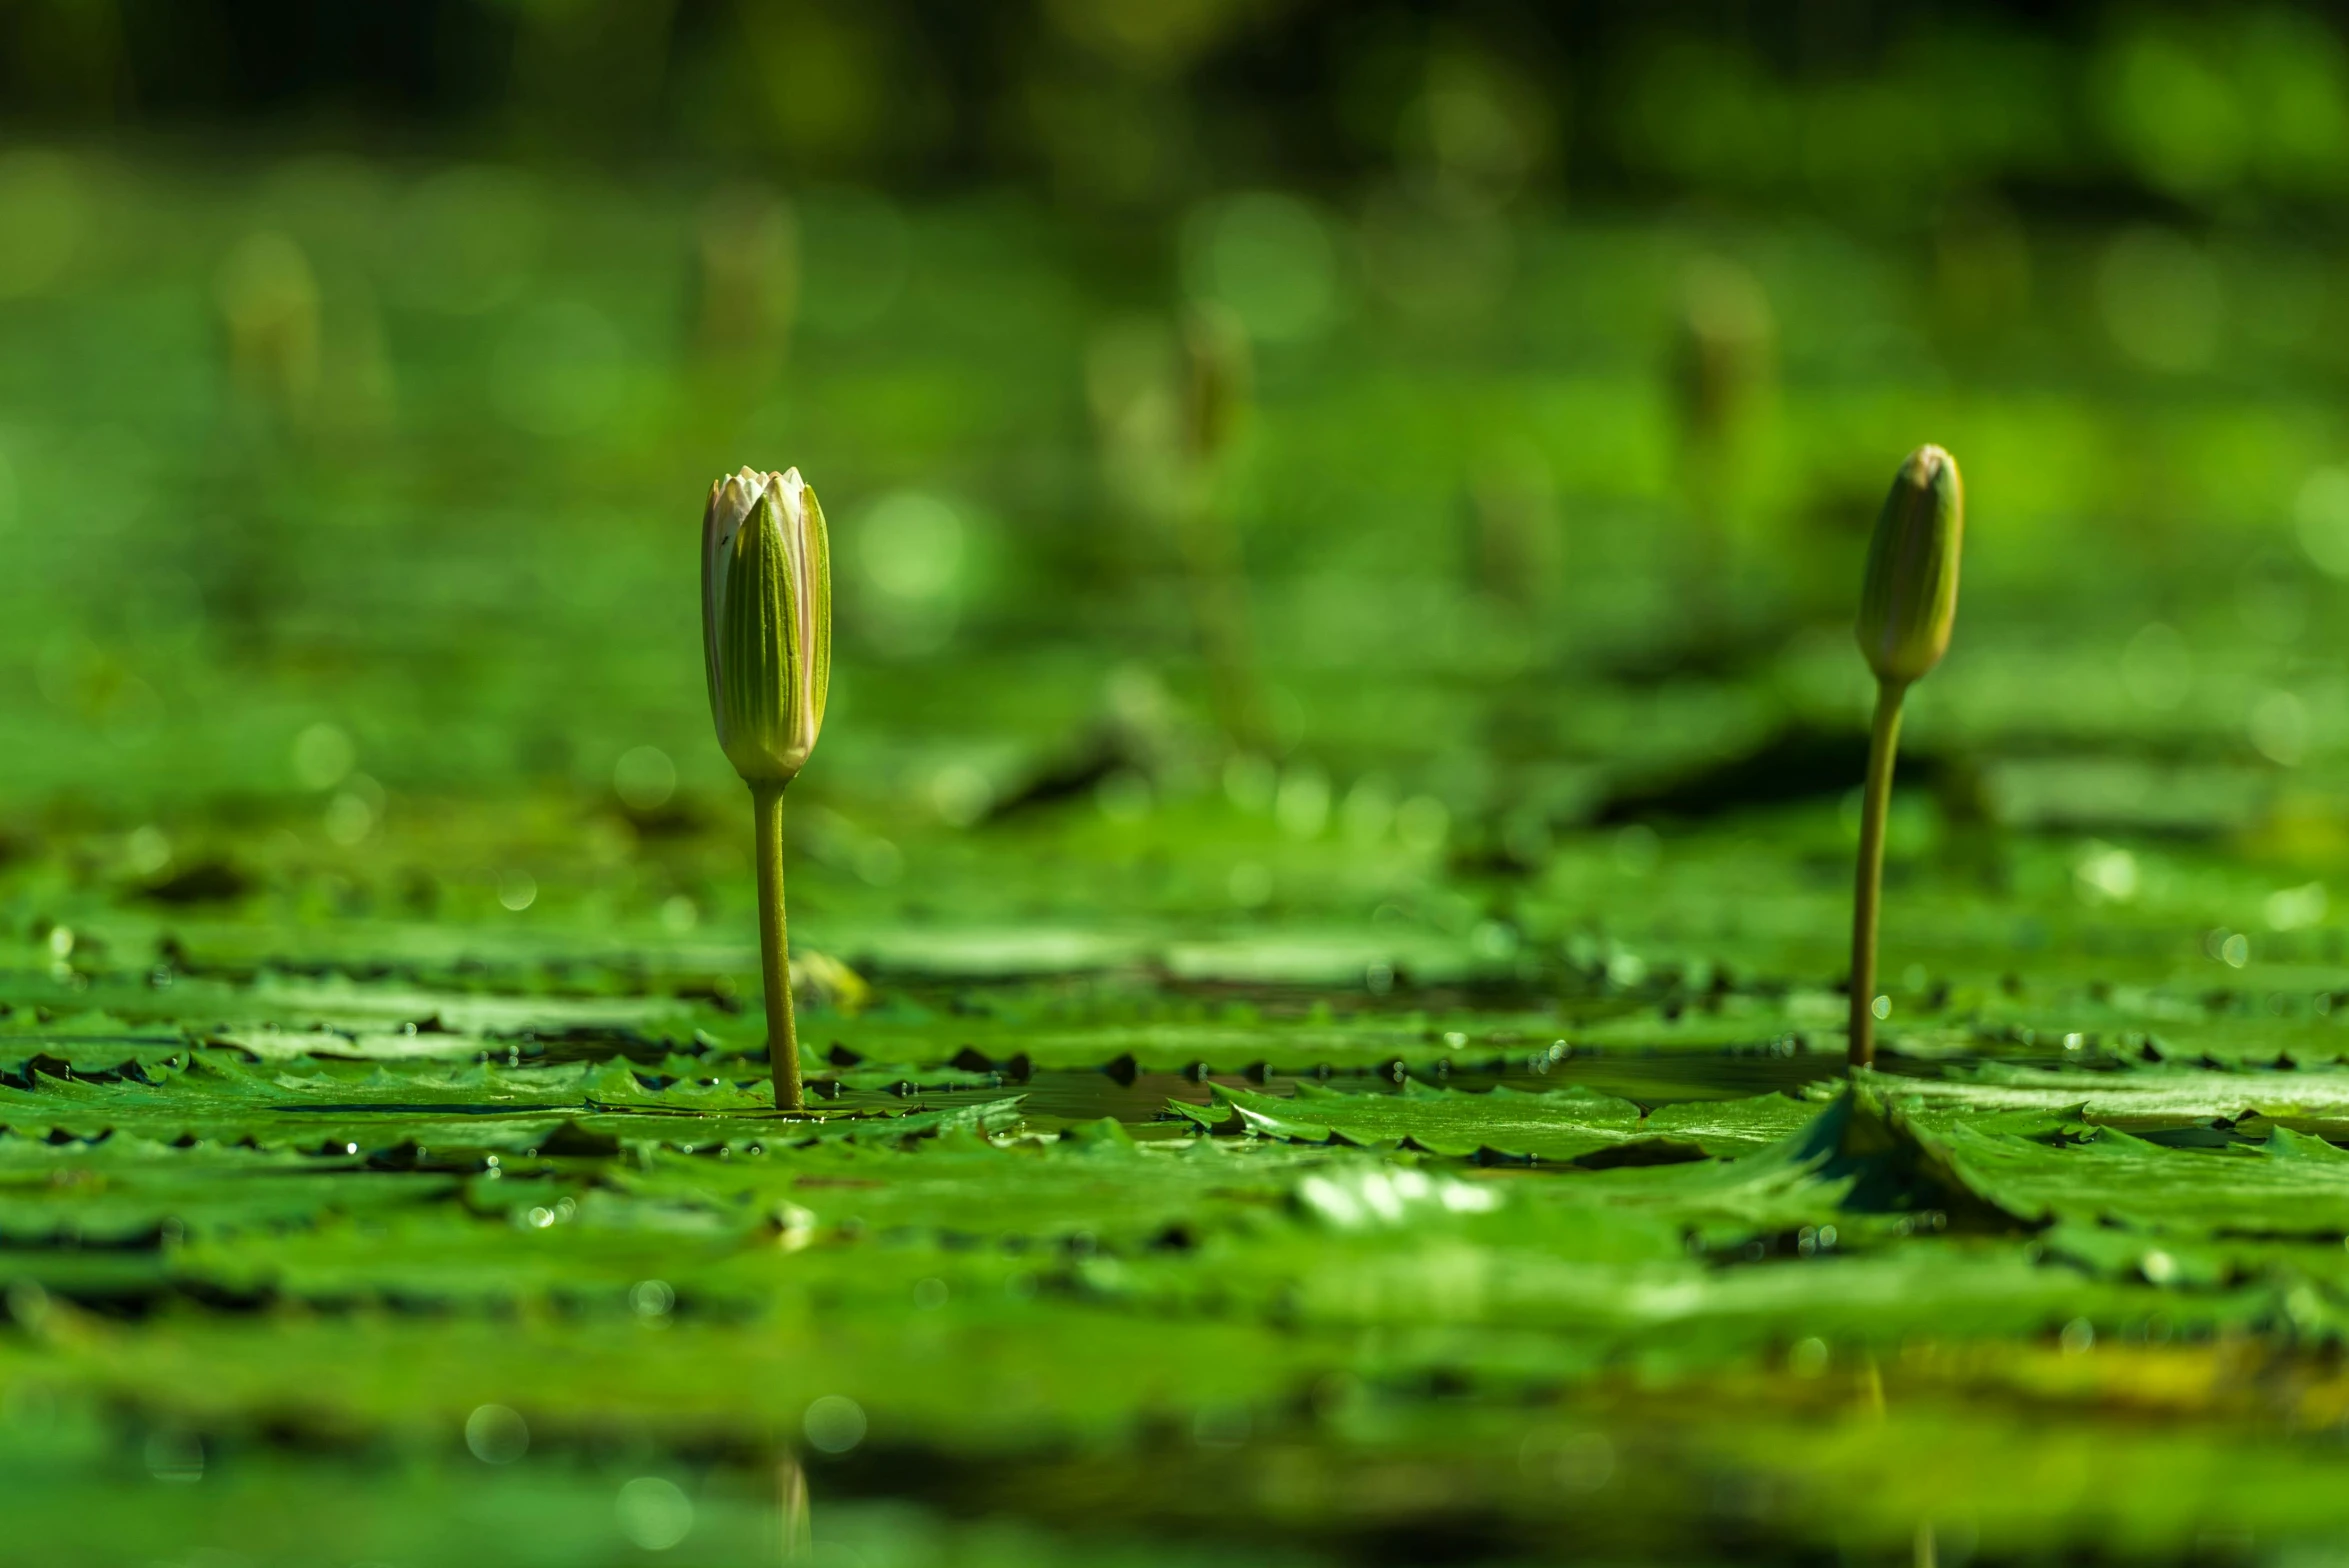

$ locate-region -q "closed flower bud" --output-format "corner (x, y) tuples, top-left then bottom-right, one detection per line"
(1181, 302), (1251, 468)
(702, 467), (831, 785)
(1856, 445), (1963, 685)
(1672, 256), (1774, 452)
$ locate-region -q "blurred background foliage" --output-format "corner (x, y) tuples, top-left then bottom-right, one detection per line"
(15, 1), (2349, 209)
(6, 1), (2349, 953)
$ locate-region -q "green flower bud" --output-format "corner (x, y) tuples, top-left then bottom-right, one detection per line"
(1672, 256), (1774, 452)
(1856, 445), (1963, 686)
(701, 467), (831, 785)
(1181, 302), (1251, 468)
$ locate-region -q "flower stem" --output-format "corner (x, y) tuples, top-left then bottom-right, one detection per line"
(1848, 678), (1908, 1071)
(777, 1451), (811, 1558)
(751, 780), (801, 1110)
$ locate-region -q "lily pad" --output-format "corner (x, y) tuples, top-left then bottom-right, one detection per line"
(1174, 1079), (1819, 1162)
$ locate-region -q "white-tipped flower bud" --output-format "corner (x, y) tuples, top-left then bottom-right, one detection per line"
(701, 467), (831, 785)
(1856, 445), (1963, 686)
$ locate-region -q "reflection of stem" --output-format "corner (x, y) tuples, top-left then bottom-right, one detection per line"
(777, 1452), (812, 1560)
(1177, 481), (1269, 754)
(1848, 680), (1907, 1070)
(752, 781), (801, 1110)
(1914, 1522), (1938, 1568)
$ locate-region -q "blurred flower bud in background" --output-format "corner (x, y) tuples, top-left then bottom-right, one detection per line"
(1087, 316), (1185, 525)
(1466, 439), (1560, 618)
(695, 183), (799, 370)
(217, 231), (321, 423)
(1671, 254), (1775, 549)
(1171, 302), (1268, 753)
(1181, 300), (1252, 471)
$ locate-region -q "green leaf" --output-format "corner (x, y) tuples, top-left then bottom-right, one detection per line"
(1187, 1079), (1819, 1163)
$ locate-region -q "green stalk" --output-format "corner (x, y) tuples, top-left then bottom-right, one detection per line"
(751, 780), (802, 1110)
(777, 1452), (811, 1558)
(1847, 679), (1907, 1071)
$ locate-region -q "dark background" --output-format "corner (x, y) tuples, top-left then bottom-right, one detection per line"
(5, 1), (2335, 219)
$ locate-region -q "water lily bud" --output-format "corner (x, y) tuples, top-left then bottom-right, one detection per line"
(1181, 302), (1251, 468)
(1856, 445), (1963, 686)
(702, 467), (831, 785)
(217, 230), (321, 416)
(694, 183), (797, 361)
(1672, 256), (1773, 454)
